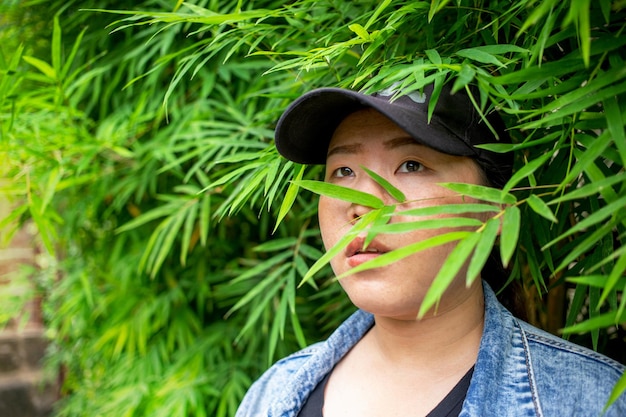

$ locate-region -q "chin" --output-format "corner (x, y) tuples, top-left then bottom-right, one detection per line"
(341, 284), (424, 319)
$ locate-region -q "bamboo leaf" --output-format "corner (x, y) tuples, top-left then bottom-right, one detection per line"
(274, 164), (304, 232)
(527, 194), (557, 223)
(562, 309), (626, 334)
(567, 275), (626, 290)
(549, 172), (626, 205)
(419, 232), (481, 317)
(180, 200), (198, 266)
(598, 250), (626, 309)
(603, 96), (626, 167)
(254, 237), (297, 253)
(364, 205), (395, 248)
(428, 0), (451, 22)
(364, 0), (393, 29)
(503, 152), (552, 194)
(439, 183), (516, 205)
(553, 220), (616, 272)
(396, 203), (499, 217)
(500, 206), (520, 267)
(22, 55), (56, 79)
(605, 372), (626, 412)
(362, 166), (406, 202)
(425, 49), (442, 65)
(199, 193), (210, 247)
(369, 217), (483, 234)
(349, 23), (370, 40)
(467, 218), (500, 286)
(544, 194), (626, 249)
(336, 231), (470, 280)
(452, 64), (475, 92)
(561, 132), (612, 190)
(293, 180), (385, 209)
(51, 16), (62, 77)
(300, 209), (381, 286)
(456, 48), (505, 67)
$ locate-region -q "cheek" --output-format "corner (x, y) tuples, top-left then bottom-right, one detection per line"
(318, 196), (339, 249)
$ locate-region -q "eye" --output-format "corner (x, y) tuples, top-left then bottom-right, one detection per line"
(397, 160), (424, 173)
(331, 166), (354, 178)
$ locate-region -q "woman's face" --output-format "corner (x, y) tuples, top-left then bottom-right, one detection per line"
(318, 108), (490, 320)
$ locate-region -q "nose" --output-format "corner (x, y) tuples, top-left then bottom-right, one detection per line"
(347, 176), (393, 222)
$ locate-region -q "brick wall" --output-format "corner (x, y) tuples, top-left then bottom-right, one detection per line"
(0, 200), (58, 417)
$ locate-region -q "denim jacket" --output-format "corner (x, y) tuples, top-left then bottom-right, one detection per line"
(235, 283), (626, 416)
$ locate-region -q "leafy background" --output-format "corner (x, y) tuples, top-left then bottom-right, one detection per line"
(1, 0), (625, 416)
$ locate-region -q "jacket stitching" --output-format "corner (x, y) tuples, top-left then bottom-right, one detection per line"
(518, 319), (544, 417)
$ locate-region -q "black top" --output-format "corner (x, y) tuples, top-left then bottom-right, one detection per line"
(297, 366), (474, 417)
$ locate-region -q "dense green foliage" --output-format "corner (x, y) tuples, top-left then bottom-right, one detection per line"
(1, 0), (625, 415)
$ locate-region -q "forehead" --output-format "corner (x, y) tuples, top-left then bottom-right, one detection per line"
(331, 108), (405, 140)
(327, 108), (412, 155)
(325, 108), (485, 178)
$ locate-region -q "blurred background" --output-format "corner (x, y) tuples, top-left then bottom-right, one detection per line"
(1, 1), (625, 416)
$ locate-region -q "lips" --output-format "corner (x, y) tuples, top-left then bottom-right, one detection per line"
(346, 237), (389, 267)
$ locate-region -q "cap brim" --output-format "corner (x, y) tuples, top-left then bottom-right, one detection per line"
(274, 87), (476, 165)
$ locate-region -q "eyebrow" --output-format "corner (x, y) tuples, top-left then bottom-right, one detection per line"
(326, 135), (418, 159)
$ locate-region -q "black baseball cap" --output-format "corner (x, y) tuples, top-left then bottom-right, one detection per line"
(274, 83), (513, 186)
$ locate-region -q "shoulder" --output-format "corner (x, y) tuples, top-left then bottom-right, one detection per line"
(518, 319), (626, 415)
(234, 343), (323, 417)
(235, 309), (374, 417)
(481, 284), (625, 415)
(520, 320), (624, 374)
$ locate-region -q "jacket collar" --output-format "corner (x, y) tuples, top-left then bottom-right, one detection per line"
(461, 283), (541, 416)
(269, 282), (540, 417)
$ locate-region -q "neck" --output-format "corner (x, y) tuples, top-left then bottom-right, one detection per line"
(365, 281), (484, 376)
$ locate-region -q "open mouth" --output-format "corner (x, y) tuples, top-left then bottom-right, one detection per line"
(346, 237), (389, 258)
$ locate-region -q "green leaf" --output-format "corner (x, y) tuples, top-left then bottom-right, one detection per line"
(254, 237), (297, 253)
(419, 232), (481, 317)
(553, 220), (616, 273)
(439, 183), (516, 205)
(562, 309), (626, 334)
(605, 371), (626, 412)
(293, 180), (384, 209)
(370, 217), (483, 234)
(603, 96), (626, 167)
(500, 206), (520, 267)
(527, 194), (557, 223)
(199, 193), (210, 247)
(428, 0), (451, 22)
(425, 49), (442, 65)
(274, 164), (304, 232)
(364, 205), (395, 248)
(503, 152), (552, 194)
(363, 0), (393, 29)
(598, 250), (626, 309)
(180, 200), (198, 266)
(456, 48), (505, 67)
(567, 275), (626, 290)
(349, 23), (370, 40)
(51, 16), (62, 77)
(22, 55), (56, 79)
(467, 218), (500, 286)
(452, 64), (475, 92)
(336, 231), (470, 280)
(300, 209), (382, 286)
(362, 166), (406, 202)
(549, 172), (626, 205)
(396, 203), (500, 217)
(544, 194), (626, 249)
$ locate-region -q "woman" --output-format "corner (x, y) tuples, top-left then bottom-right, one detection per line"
(235, 82), (626, 417)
